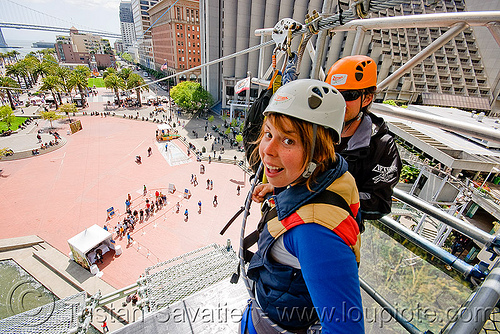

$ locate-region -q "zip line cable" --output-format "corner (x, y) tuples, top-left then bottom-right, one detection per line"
(142, 0), (181, 37)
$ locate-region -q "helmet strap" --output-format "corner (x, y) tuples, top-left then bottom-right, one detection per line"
(302, 124), (318, 179)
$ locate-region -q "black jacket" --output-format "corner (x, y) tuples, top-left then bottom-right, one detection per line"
(338, 113), (402, 220)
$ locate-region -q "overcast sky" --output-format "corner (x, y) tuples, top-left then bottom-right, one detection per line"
(1, 0), (121, 43)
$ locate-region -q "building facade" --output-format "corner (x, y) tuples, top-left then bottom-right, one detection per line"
(120, 1), (137, 48)
(131, 0), (159, 69)
(200, 0), (500, 115)
(149, 0), (201, 80)
(55, 28), (115, 70)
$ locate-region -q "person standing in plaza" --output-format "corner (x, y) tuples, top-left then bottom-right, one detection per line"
(101, 320), (109, 333)
(237, 185), (241, 196)
(143, 185), (147, 196)
(213, 195), (218, 207)
(147, 147), (152, 156)
(184, 208), (189, 221)
(198, 200), (202, 213)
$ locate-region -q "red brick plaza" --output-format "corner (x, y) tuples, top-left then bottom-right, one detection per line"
(0, 115), (259, 288)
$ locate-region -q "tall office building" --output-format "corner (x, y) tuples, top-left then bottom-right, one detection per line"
(149, 0), (201, 78)
(200, 0), (500, 115)
(120, 1), (136, 48)
(131, 0), (159, 68)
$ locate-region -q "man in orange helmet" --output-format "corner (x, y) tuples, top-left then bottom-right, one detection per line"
(326, 55), (402, 227)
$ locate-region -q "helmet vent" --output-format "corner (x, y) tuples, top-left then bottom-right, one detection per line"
(308, 95), (322, 109)
(322, 87), (329, 94)
(312, 87), (323, 97)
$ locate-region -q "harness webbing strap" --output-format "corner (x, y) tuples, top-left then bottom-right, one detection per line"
(242, 189), (354, 263)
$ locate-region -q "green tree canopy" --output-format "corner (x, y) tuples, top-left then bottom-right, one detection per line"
(127, 73), (148, 106)
(40, 75), (63, 109)
(68, 70), (89, 104)
(104, 74), (126, 105)
(0, 76), (20, 110)
(103, 67), (117, 79)
(58, 103), (77, 122)
(121, 53), (133, 63)
(0, 105), (16, 130)
(40, 110), (63, 128)
(119, 68), (132, 81)
(170, 81), (213, 113)
(74, 65), (91, 78)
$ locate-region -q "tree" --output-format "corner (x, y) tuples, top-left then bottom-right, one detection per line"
(74, 65), (91, 78)
(0, 105), (16, 130)
(58, 103), (77, 122)
(5, 63), (22, 88)
(54, 66), (73, 102)
(40, 110), (63, 128)
(15, 60), (31, 89)
(127, 73), (148, 106)
(0, 76), (20, 110)
(121, 53), (133, 63)
(40, 75), (63, 110)
(170, 81), (213, 113)
(69, 69), (89, 105)
(104, 74), (126, 105)
(103, 67), (117, 79)
(119, 68), (132, 81)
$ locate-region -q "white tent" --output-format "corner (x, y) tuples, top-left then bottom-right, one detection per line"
(68, 224), (113, 270)
(157, 123), (172, 131)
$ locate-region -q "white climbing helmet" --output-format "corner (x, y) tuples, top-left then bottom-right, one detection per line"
(263, 79), (345, 143)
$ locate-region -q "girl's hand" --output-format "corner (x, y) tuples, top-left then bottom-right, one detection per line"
(252, 183), (274, 203)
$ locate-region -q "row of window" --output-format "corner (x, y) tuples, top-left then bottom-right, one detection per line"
(178, 57), (200, 63)
(178, 49), (200, 54)
(177, 41), (200, 48)
(176, 7), (199, 21)
(176, 33), (200, 39)
(175, 24), (199, 32)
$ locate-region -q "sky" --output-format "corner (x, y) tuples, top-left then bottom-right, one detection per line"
(1, 0), (121, 44)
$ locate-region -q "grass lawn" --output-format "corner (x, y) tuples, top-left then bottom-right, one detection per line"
(88, 77), (105, 88)
(0, 116), (28, 131)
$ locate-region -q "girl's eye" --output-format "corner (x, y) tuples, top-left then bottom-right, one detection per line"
(264, 131), (272, 139)
(283, 138), (294, 145)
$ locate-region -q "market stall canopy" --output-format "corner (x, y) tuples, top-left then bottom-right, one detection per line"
(68, 224), (112, 255)
(157, 123), (172, 131)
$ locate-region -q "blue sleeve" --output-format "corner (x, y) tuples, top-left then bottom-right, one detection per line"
(283, 224), (364, 334)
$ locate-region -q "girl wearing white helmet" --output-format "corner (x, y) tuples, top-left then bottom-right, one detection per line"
(242, 79), (364, 333)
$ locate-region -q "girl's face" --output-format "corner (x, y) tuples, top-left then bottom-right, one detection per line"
(259, 118), (305, 188)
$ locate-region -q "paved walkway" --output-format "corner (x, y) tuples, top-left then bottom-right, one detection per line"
(0, 84), (259, 291)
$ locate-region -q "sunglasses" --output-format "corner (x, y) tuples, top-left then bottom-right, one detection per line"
(340, 90), (363, 101)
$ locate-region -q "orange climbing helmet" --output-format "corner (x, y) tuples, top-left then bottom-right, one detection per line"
(325, 55), (377, 90)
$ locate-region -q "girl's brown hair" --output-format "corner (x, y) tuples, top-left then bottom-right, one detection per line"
(250, 113), (337, 190)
